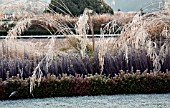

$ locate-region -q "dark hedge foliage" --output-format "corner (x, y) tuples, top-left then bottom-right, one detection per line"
(48, 0), (114, 16)
(0, 71), (170, 100)
(0, 29), (103, 36)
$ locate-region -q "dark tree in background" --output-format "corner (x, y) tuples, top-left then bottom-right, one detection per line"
(48, 0), (114, 16)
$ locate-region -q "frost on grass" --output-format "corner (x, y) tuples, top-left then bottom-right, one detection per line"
(0, 0), (170, 95)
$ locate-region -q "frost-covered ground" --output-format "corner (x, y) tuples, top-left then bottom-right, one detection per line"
(0, 94), (170, 108)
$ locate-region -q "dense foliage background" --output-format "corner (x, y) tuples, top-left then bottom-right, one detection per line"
(48, 0), (114, 16)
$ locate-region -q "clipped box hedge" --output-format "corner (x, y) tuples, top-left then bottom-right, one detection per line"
(0, 71), (170, 100)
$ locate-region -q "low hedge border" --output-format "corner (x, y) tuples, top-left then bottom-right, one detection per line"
(0, 71), (170, 100)
(0, 29), (102, 36)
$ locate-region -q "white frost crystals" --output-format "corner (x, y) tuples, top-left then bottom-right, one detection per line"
(0, 0), (73, 95)
(75, 8), (93, 59)
(113, 12), (169, 71)
(164, 0), (170, 11)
